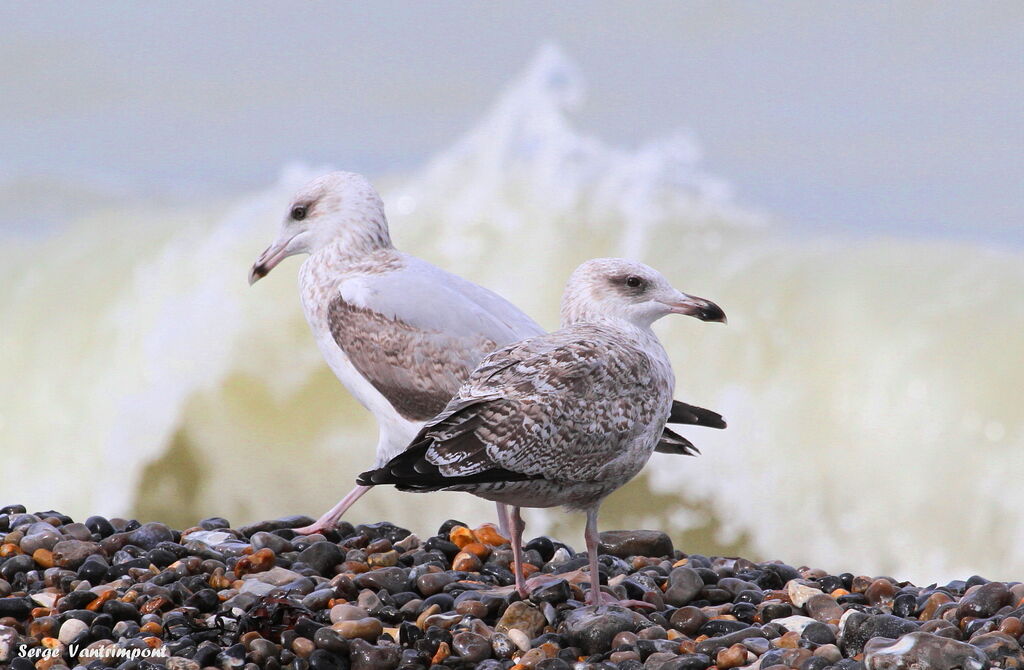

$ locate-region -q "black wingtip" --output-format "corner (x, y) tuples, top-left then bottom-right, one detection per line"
(668, 400), (727, 430)
(655, 426), (701, 457)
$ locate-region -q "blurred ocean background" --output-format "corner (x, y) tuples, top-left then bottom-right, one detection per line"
(1, 2), (1022, 583)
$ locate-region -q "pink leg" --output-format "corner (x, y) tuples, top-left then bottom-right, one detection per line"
(584, 506), (603, 606)
(508, 506), (528, 599)
(293, 484), (372, 535)
(495, 502), (510, 537)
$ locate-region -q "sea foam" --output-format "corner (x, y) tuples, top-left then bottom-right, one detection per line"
(2, 45), (1022, 582)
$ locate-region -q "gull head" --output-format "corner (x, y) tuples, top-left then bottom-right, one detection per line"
(560, 258), (726, 329)
(249, 172), (392, 284)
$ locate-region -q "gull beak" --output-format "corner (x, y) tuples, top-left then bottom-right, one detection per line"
(249, 235), (296, 285)
(663, 292), (727, 324)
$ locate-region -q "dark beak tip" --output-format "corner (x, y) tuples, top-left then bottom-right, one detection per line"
(699, 304), (727, 324)
(248, 264), (268, 285)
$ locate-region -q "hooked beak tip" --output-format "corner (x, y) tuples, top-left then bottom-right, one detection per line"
(666, 295), (727, 324)
(248, 264), (268, 286)
(698, 303), (727, 324)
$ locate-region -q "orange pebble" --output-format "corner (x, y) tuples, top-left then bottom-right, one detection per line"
(831, 588), (850, 597)
(234, 547), (275, 576)
(460, 542), (492, 560)
(521, 563), (540, 577)
(140, 595), (170, 614)
(432, 641), (451, 664)
(449, 526), (477, 548)
(473, 524), (510, 547)
(452, 551), (482, 572)
(86, 590), (115, 611)
(32, 548), (54, 569)
(775, 631), (800, 648)
(0, 544), (23, 557)
(140, 621), (163, 635)
(340, 561), (370, 574)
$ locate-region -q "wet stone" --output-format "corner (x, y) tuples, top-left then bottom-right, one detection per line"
(670, 605), (706, 635)
(864, 631), (989, 670)
(298, 542), (343, 575)
(665, 566), (704, 606)
(353, 566), (408, 593)
(496, 600), (546, 638)
(957, 581), (1010, 620)
(530, 578), (573, 604)
(452, 631), (491, 663)
(598, 530), (673, 558)
(559, 604), (644, 655)
(971, 631), (1024, 668)
(840, 612), (919, 656)
(332, 617), (383, 641)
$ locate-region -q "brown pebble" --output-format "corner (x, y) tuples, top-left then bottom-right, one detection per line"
(999, 616), (1023, 638)
(774, 631), (800, 648)
(140, 621), (162, 635)
(235, 547), (275, 576)
(416, 604), (441, 629)
(717, 643), (747, 669)
(32, 548), (54, 569)
(805, 593), (844, 623)
(638, 625), (667, 640)
(850, 575), (873, 593)
(612, 631), (638, 648)
(29, 617), (57, 640)
(208, 573), (231, 589)
(332, 617), (384, 641)
(670, 605), (706, 635)
(455, 600), (488, 618)
(139, 595), (169, 614)
(920, 592), (953, 620)
(339, 560), (370, 574)
(365, 538), (392, 554)
(291, 636), (315, 658)
(864, 578), (897, 606)
(240, 631), (263, 647)
(0, 543), (23, 557)
(367, 550), (399, 567)
(452, 551), (483, 572)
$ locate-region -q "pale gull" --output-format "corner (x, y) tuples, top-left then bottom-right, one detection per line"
(250, 172), (725, 535)
(360, 258), (727, 606)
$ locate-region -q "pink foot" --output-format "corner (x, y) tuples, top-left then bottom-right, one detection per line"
(291, 521), (335, 536)
(592, 590), (658, 610)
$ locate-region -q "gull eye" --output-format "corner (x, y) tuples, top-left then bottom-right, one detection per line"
(291, 205), (308, 221)
(625, 275), (644, 289)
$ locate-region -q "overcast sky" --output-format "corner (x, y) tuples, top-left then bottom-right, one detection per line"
(2, 1), (1021, 242)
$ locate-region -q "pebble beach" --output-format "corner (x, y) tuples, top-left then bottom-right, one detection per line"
(1, 506), (1021, 670)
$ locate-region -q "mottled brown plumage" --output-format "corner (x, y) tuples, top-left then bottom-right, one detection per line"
(361, 258), (728, 606)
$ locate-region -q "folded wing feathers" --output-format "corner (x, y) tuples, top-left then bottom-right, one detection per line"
(668, 400), (727, 429)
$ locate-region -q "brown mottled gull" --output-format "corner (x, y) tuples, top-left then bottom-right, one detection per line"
(360, 258), (727, 605)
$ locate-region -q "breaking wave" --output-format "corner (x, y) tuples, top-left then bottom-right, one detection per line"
(2, 45), (1022, 582)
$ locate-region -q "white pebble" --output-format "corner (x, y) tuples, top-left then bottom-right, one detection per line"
(58, 618), (89, 644)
